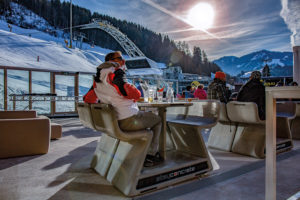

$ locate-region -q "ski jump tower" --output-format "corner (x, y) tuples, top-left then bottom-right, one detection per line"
(80, 19), (145, 57)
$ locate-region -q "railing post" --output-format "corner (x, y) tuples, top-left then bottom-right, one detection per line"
(13, 95), (16, 110)
(75, 72), (79, 112)
(265, 90), (277, 200)
(4, 68), (7, 110)
(29, 71), (32, 110)
(50, 72), (56, 115)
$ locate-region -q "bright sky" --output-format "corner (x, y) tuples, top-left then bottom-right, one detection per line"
(65, 0), (299, 60)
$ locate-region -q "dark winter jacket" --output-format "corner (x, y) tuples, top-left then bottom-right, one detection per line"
(237, 78), (265, 120)
(207, 78), (228, 103)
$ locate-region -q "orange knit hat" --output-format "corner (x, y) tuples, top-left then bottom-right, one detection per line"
(215, 71), (226, 79)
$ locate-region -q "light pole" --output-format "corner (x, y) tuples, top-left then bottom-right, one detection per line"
(70, 0), (72, 48)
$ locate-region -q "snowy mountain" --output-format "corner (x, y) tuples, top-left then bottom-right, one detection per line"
(213, 50), (293, 76)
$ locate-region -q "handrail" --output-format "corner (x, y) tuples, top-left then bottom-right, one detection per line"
(9, 94), (83, 111)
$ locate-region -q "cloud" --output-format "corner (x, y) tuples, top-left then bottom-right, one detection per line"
(70, 0), (292, 60)
(141, 0), (221, 40)
(280, 0), (300, 46)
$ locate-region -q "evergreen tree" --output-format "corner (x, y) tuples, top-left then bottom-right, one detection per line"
(262, 64), (271, 77)
(202, 50), (208, 64)
(192, 46), (202, 67)
(0, 0), (11, 15)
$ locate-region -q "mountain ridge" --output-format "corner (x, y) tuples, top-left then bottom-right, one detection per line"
(213, 49), (293, 76)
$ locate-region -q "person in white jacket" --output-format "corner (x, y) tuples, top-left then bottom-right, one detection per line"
(93, 51), (163, 167)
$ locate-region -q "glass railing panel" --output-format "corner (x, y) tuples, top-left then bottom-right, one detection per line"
(55, 75), (75, 112)
(32, 71), (51, 114)
(7, 70), (29, 110)
(79, 74), (93, 102)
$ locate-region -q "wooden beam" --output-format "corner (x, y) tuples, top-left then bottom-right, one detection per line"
(50, 72), (56, 115)
(265, 91), (276, 200)
(29, 70), (32, 110)
(74, 73), (79, 111)
(4, 69), (7, 110)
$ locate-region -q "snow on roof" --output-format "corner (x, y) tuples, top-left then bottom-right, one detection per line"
(125, 56), (164, 76)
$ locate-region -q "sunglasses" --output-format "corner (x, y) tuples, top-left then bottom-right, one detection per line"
(111, 56), (124, 61)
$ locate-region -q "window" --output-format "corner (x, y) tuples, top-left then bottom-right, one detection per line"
(7, 70), (29, 110)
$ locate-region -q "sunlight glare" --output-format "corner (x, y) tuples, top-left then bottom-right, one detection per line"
(187, 3), (215, 30)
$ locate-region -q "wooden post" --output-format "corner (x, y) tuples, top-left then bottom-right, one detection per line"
(29, 71), (32, 110)
(74, 73), (79, 111)
(265, 91), (276, 200)
(4, 69), (7, 110)
(50, 72), (56, 115)
(13, 95), (16, 110)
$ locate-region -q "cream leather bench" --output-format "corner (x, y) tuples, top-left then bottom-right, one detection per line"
(276, 101), (296, 140)
(0, 110), (50, 158)
(290, 101), (300, 139)
(78, 102), (218, 196)
(208, 102), (237, 151)
(227, 102), (293, 158)
(77, 103), (152, 196)
(50, 123), (62, 139)
(166, 100), (220, 172)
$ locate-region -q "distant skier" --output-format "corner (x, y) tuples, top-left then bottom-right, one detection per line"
(64, 39), (68, 47)
(7, 24), (12, 32)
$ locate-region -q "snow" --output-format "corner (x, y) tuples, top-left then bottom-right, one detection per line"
(0, 2), (165, 76)
(0, 20), (107, 72)
(9, 2), (53, 31)
(266, 59), (284, 67)
(240, 71), (252, 78)
(0, 19), (164, 76)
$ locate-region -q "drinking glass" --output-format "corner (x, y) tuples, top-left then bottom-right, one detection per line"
(148, 87), (155, 103)
(157, 91), (163, 102)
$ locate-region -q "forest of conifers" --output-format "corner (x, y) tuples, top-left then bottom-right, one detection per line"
(0, 0), (221, 75)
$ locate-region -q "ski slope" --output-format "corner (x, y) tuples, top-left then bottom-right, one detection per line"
(0, 20), (112, 73)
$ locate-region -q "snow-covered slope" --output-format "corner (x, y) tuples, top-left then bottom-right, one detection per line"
(0, 2), (167, 75)
(0, 20), (115, 72)
(213, 50), (293, 76)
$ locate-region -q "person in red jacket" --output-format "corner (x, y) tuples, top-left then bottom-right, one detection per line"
(194, 84), (207, 100)
(93, 51), (163, 167)
(83, 80), (98, 103)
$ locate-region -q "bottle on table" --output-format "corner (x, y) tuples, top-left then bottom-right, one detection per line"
(166, 82), (174, 103)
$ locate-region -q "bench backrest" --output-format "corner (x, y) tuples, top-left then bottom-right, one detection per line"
(276, 101), (296, 118)
(227, 101), (264, 124)
(166, 106), (187, 119)
(296, 102), (300, 117)
(0, 110), (37, 119)
(187, 100), (220, 120)
(219, 102), (230, 122)
(89, 104), (149, 141)
(77, 103), (96, 130)
(89, 104), (126, 140)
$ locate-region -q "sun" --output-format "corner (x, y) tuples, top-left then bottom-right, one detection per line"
(187, 3), (215, 30)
